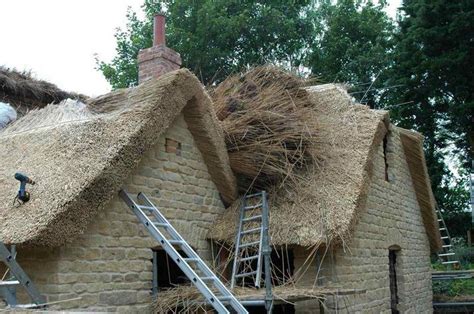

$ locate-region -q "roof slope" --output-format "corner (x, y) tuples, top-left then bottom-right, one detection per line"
(399, 128), (442, 251)
(0, 66), (84, 114)
(210, 84), (389, 247)
(0, 69), (237, 247)
(210, 84), (441, 251)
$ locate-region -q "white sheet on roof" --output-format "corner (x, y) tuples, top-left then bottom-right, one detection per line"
(0, 102), (17, 129)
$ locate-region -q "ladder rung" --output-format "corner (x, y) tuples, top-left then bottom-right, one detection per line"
(239, 255), (259, 262)
(154, 223), (169, 228)
(242, 215), (262, 222)
(439, 228), (446, 231)
(245, 192), (263, 198)
(241, 228), (261, 235)
(0, 280), (20, 286)
(439, 252), (455, 257)
(183, 258), (200, 263)
(442, 245), (452, 248)
(438, 219), (442, 222)
(168, 240), (184, 245)
(442, 261), (459, 265)
(218, 296), (233, 303)
(235, 271), (257, 278)
(200, 276), (215, 281)
(138, 205), (155, 211)
(239, 241), (260, 249)
(441, 236), (449, 240)
(244, 204), (262, 210)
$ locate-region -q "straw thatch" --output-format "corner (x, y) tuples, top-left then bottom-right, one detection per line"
(0, 66), (85, 115)
(399, 128), (443, 251)
(210, 66), (316, 191)
(209, 81), (442, 252)
(210, 84), (389, 247)
(0, 69), (237, 247)
(152, 284), (363, 313)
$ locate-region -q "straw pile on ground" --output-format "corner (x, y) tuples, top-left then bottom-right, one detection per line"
(152, 285), (351, 313)
(210, 66), (316, 191)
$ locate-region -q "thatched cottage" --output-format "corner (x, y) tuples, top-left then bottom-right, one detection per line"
(208, 82), (442, 313)
(0, 14), (441, 314)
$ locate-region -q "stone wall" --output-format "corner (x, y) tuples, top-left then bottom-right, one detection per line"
(294, 128), (433, 313)
(5, 114), (225, 311)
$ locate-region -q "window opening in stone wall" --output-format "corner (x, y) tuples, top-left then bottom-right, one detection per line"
(389, 249), (400, 314)
(383, 135), (390, 182)
(270, 248), (295, 286)
(233, 247), (294, 288)
(152, 248), (189, 291)
(211, 241), (232, 281)
(165, 138), (182, 156)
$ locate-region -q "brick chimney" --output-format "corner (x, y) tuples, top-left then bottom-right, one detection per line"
(138, 13), (182, 83)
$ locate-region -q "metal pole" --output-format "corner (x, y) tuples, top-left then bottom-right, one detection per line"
(9, 245), (17, 304)
(262, 191), (273, 313)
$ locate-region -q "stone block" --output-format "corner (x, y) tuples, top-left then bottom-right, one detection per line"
(99, 291), (137, 306)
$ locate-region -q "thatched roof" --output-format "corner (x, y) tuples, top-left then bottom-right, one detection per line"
(210, 66), (315, 191)
(0, 66), (85, 115)
(399, 128), (443, 251)
(0, 69), (237, 247)
(209, 84), (442, 252)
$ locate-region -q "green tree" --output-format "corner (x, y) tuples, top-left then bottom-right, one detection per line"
(96, 0), (315, 88)
(308, 0), (395, 108)
(386, 0), (473, 234)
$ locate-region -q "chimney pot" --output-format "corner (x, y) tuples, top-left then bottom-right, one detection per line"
(153, 13), (166, 46)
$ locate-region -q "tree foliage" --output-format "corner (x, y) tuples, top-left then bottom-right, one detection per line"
(384, 0), (473, 236)
(96, 0), (314, 87)
(308, 0), (395, 108)
(97, 0), (473, 235)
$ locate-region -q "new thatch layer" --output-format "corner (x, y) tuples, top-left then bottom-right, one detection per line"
(0, 66), (85, 115)
(0, 69), (237, 247)
(210, 84), (391, 247)
(210, 66), (316, 191)
(399, 128), (442, 251)
(210, 81), (442, 252)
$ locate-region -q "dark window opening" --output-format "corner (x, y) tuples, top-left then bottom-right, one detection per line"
(213, 241), (232, 281)
(389, 249), (399, 314)
(270, 248), (295, 286)
(234, 248), (294, 288)
(152, 249), (189, 291)
(383, 135), (390, 181)
(246, 304), (295, 314)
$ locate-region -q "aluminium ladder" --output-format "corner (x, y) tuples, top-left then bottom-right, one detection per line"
(231, 191), (272, 312)
(119, 190), (247, 314)
(0, 242), (45, 308)
(436, 206), (459, 268)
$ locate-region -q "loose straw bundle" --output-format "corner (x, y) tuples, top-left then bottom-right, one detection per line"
(210, 66), (316, 191)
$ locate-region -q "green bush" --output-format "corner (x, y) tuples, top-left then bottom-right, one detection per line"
(433, 279), (474, 297)
(453, 243), (474, 267)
